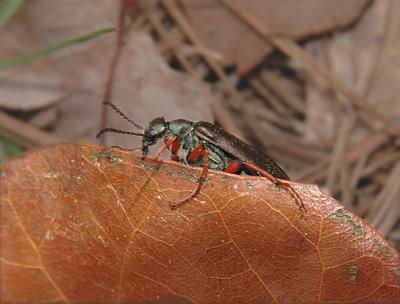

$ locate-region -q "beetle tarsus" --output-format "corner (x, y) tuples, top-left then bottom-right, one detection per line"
(280, 182), (306, 213)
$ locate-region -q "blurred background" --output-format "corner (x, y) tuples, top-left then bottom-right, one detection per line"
(0, 0), (399, 249)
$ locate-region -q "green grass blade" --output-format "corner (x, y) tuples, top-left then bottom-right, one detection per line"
(0, 0), (24, 29)
(0, 27), (115, 70)
(0, 138), (22, 166)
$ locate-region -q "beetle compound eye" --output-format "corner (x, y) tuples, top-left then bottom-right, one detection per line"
(148, 129), (158, 143)
(144, 128), (156, 140)
(149, 129), (157, 137)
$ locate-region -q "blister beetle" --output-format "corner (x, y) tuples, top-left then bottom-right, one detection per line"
(97, 100), (304, 211)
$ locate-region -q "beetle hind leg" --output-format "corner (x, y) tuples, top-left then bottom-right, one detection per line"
(242, 161), (306, 213)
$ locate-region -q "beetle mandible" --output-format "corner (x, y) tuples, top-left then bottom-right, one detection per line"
(97, 100), (305, 211)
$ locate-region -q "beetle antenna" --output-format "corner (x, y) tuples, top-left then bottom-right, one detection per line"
(103, 100), (144, 130)
(96, 127), (144, 139)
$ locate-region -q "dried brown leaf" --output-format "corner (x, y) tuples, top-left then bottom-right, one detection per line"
(353, 1), (400, 115)
(0, 0), (213, 145)
(181, 0), (369, 74)
(1, 143), (399, 303)
(0, 0), (115, 111)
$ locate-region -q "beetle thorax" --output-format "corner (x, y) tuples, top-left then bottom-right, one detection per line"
(167, 119), (195, 138)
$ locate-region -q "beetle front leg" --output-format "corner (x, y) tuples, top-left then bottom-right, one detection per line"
(170, 144), (209, 210)
(242, 161), (306, 213)
(152, 136), (179, 160)
(134, 137), (180, 183)
(167, 136), (181, 161)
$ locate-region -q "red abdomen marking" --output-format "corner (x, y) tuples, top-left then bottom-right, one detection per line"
(223, 160), (241, 174)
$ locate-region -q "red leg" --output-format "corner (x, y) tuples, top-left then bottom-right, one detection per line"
(242, 161), (305, 212)
(153, 136), (179, 160)
(163, 136), (181, 161)
(135, 137), (179, 182)
(223, 160), (241, 173)
(171, 137), (181, 161)
(170, 137), (181, 155)
(170, 144), (209, 210)
(187, 143), (205, 162)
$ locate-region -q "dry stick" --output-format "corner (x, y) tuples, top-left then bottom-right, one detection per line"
(246, 100), (298, 131)
(366, 162), (400, 235)
(258, 121), (327, 163)
(261, 70), (305, 115)
(142, 0), (245, 139)
(141, 2), (195, 73)
(159, 0), (247, 106)
(339, 164), (352, 209)
(320, 36), (358, 200)
(325, 113), (357, 195)
(219, 0), (400, 136)
(295, 159), (328, 182)
(298, 130), (391, 183)
(160, 0), (244, 108)
(180, 45), (224, 62)
(362, 151), (400, 177)
(361, 0), (394, 100)
(248, 81), (310, 144)
(389, 228), (400, 243)
(100, 0), (135, 144)
(249, 78), (291, 118)
(379, 198), (400, 236)
(144, 3), (222, 79)
(0, 111), (59, 149)
(161, 0), (303, 159)
(349, 150), (400, 214)
(339, 3), (395, 208)
(162, 0), (398, 192)
(320, 37), (344, 144)
(299, 32), (396, 187)
(343, 153), (368, 206)
(343, 149), (400, 205)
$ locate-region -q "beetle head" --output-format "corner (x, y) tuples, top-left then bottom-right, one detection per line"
(142, 117), (167, 156)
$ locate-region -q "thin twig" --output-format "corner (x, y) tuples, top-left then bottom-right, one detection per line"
(219, 0), (400, 136)
(261, 70), (305, 115)
(367, 162), (400, 234)
(0, 111), (59, 148)
(249, 77), (292, 117)
(325, 113), (356, 194)
(100, 0), (137, 144)
(161, 0), (253, 138)
(342, 153), (368, 205)
(142, 0), (244, 139)
(297, 130), (391, 183)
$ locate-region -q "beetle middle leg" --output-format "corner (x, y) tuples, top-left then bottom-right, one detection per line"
(170, 143), (209, 210)
(166, 136), (181, 161)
